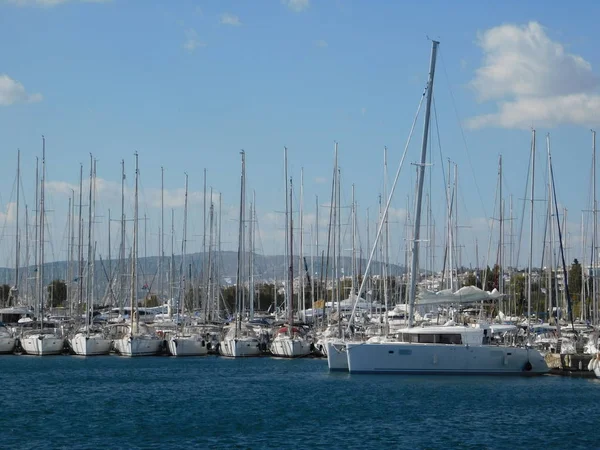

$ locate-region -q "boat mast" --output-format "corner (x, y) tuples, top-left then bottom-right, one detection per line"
(593, 130), (598, 326)
(289, 177), (294, 331)
(206, 195), (214, 322)
(24, 204), (29, 307)
(217, 193), (222, 320)
(77, 165), (84, 320)
(130, 152), (139, 336)
(248, 190), (254, 320)
(39, 136), (46, 329)
(180, 172), (188, 332)
(300, 169), (304, 320)
(34, 157), (38, 317)
(527, 130), (536, 340)
(13, 149), (20, 305)
(203, 167), (207, 312)
(87, 154), (93, 332)
(235, 151), (246, 333)
(408, 40), (438, 327)
(160, 166), (164, 301)
(120, 159), (126, 315)
(383, 147), (390, 333)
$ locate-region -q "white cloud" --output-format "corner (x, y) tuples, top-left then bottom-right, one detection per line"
(0, 203), (17, 224)
(0, 74), (42, 106)
(183, 29), (206, 52)
(314, 39), (327, 48)
(314, 176), (328, 184)
(283, 0), (309, 12)
(220, 13), (241, 26)
(6, 0), (111, 6)
(467, 21), (600, 129)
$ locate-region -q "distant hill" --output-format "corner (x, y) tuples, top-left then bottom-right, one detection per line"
(0, 252), (405, 298)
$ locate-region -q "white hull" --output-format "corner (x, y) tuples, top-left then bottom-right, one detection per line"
(346, 342), (548, 375)
(21, 335), (64, 356)
(69, 334), (112, 356)
(219, 337), (261, 357)
(270, 336), (312, 358)
(0, 336), (16, 354)
(168, 337), (209, 356)
(113, 336), (163, 357)
(325, 341), (348, 371)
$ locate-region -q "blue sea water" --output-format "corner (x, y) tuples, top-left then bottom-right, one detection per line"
(1, 355), (599, 450)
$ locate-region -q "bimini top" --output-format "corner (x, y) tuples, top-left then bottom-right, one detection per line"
(417, 286), (504, 306)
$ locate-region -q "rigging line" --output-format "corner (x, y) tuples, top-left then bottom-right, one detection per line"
(432, 96), (449, 216)
(346, 80), (426, 329)
(514, 142), (532, 270)
(439, 48), (488, 221)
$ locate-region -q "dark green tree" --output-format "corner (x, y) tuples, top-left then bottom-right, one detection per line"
(47, 279), (67, 308)
(568, 258), (582, 306)
(0, 284), (10, 307)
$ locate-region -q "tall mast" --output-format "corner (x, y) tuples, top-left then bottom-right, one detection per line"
(383, 147), (389, 333)
(299, 168), (304, 319)
(180, 172), (188, 331)
(289, 177), (294, 330)
(108, 208), (112, 306)
(249, 190), (255, 320)
(130, 152), (139, 335)
(78, 164), (84, 318)
(590, 133), (597, 323)
(217, 193), (222, 320)
(170, 209), (174, 314)
(408, 40), (438, 327)
(206, 194), (214, 322)
(547, 139), (554, 323)
(203, 168), (207, 312)
(91, 159), (97, 328)
(160, 166), (164, 300)
(39, 136), (46, 329)
(284, 147), (289, 318)
(548, 135), (575, 330)
(235, 151), (246, 332)
(351, 183), (356, 301)
(34, 157), (38, 317)
(24, 204), (29, 306)
(315, 195), (319, 311)
(86, 153), (93, 331)
(14, 149), (20, 304)
(527, 130), (536, 338)
(498, 156), (503, 300)
(120, 159), (126, 314)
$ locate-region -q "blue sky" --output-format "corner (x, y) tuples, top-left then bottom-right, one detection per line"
(1, 0), (600, 275)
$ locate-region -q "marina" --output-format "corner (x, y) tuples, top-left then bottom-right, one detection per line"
(3, 2), (600, 448)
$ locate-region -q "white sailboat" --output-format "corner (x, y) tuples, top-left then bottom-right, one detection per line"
(167, 173), (208, 357)
(219, 151), (261, 358)
(270, 149), (311, 358)
(344, 41), (548, 375)
(20, 137), (65, 356)
(69, 155), (111, 356)
(113, 153), (162, 357)
(0, 323), (16, 354)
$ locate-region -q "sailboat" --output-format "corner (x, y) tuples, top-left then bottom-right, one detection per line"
(344, 41), (548, 375)
(21, 137), (65, 356)
(113, 153), (162, 357)
(69, 155), (111, 356)
(270, 151), (312, 358)
(167, 173), (209, 357)
(0, 322), (16, 354)
(219, 151), (261, 357)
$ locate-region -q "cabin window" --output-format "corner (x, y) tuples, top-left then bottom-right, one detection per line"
(438, 334), (462, 345)
(418, 334), (435, 344)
